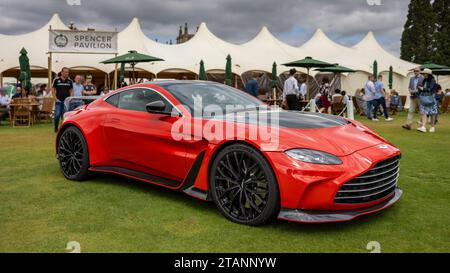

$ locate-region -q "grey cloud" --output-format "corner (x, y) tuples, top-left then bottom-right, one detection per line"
(0, 0), (409, 55)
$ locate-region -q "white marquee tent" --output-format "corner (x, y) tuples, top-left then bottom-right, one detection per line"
(1, 14), (449, 94)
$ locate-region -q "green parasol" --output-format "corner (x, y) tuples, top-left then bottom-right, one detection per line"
(315, 64), (355, 91)
(271, 62), (277, 88)
(283, 56), (332, 98)
(19, 47), (31, 90)
(432, 68), (450, 75)
(225, 54), (232, 86)
(388, 66), (393, 90)
(119, 63), (125, 85)
(314, 64), (355, 73)
(101, 50), (164, 84)
(373, 60), (378, 77)
(420, 62), (449, 70)
(199, 60), (207, 80)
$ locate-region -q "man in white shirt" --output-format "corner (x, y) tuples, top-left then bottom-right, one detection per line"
(282, 69), (300, 110)
(364, 74), (378, 120)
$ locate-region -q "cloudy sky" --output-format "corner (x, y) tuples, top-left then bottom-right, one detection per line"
(0, 0), (409, 56)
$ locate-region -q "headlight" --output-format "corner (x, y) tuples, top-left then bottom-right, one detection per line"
(285, 149), (342, 165)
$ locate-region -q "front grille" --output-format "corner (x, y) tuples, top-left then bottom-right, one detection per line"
(334, 155), (400, 204)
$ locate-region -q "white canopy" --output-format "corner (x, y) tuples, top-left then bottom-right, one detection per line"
(2, 13), (446, 93)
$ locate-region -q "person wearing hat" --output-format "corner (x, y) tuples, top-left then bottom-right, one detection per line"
(416, 68), (438, 133)
(402, 67), (424, 130)
(83, 74), (97, 96)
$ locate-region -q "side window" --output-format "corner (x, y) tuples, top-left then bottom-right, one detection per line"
(117, 88), (173, 113)
(105, 93), (119, 107)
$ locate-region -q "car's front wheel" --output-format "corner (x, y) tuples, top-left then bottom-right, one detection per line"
(57, 126), (90, 181)
(210, 144), (280, 226)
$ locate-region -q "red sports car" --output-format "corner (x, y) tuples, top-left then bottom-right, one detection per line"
(56, 81), (402, 226)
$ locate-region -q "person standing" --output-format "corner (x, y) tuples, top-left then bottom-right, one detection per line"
(374, 75), (393, 121)
(69, 75), (84, 111)
(402, 67), (424, 130)
(83, 75), (97, 96)
(0, 89), (11, 121)
(364, 74), (378, 120)
(282, 69), (300, 110)
(416, 69), (438, 133)
(244, 73), (259, 97)
(299, 77), (307, 100)
(52, 67), (73, 133)
(318, 77), (331, 114)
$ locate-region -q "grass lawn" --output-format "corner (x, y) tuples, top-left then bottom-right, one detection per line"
(0, 112), (449, 253)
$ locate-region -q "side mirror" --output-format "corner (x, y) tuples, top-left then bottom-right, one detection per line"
(146, 100), (169, 115)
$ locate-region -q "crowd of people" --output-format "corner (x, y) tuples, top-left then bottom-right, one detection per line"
(281, 68), (349, 114)
(0, 67), (112, 131)
(402, 67), (445, 133)
(1, 66), (449, 133)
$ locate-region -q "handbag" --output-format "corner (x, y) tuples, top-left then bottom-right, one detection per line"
(419, 93), (435, 106)
(419, 81), (436, 107)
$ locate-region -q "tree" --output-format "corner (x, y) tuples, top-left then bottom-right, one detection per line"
(400, 0), (436, 64)
(432, 0), (450, 66)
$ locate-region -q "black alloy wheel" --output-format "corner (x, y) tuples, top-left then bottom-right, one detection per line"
(57, 126), (90, 181)
(210, 144), (280, 226)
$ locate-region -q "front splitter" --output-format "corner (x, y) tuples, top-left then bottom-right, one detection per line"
(278, 188), (402, 223)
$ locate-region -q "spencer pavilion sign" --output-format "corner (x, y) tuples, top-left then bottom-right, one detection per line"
(49, 29), (118, 54)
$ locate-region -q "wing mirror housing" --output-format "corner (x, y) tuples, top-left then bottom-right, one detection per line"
(146, 100), (169, 115)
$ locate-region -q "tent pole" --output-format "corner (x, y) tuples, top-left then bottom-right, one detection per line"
(132, 63), (135, 84)
(113, 55), (118, 90)
(0, 72), (3, 88)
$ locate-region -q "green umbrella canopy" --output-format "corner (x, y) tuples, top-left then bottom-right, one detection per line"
(282, 56), (332, 68)
(19, 47), (31, 89)
(420, 62), (449, 70)
(432, 68), (450, 76)
(101, 50), (164, 64)
(199, 60), (207, 80)
(373, 60), (378, 77)
(225, 54), (232, 86)
(388, 66), (394, 89)
(314, 64), (355, 73)
(271, 62), (277, 88)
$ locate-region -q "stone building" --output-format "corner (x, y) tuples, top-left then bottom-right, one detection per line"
(176, 23), (196, 44)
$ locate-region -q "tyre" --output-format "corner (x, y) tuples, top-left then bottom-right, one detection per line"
(209, 144), (280, 226)
(57, 126), (90, 181)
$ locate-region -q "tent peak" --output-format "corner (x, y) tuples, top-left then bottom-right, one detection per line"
(301, 28), (346, 50)
(311, 28), (330, 40)
(121, 17), (144, 35)
(353, 31), (381, 49)
(47, 13), (67, 30)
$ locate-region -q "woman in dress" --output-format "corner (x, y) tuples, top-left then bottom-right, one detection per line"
(417, 69), (438, 133)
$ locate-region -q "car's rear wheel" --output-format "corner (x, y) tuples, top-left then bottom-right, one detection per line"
(57, 126), (90, 181)
(210, 144), (280, 226)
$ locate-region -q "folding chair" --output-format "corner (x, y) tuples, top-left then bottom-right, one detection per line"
(39, 97), (55, 123)
(439, 96), (449, 114)
(332, 96), (346, 116)
(12, 105), (31, 127)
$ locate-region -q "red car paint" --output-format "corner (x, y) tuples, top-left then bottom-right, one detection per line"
(57, 82), (402, 223)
